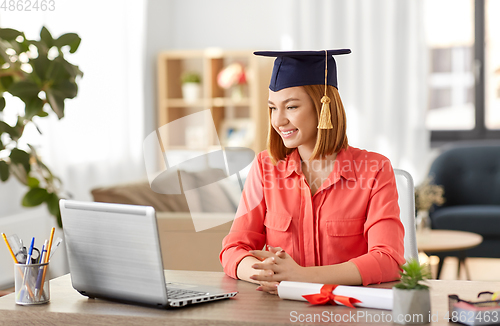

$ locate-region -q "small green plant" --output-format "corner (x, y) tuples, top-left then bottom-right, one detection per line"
(394, 259), (431, 290)
(181, 72), (201, 84)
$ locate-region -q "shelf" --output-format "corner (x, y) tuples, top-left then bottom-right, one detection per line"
(164, 97), (251, 108)
(157, 49), (273, 154)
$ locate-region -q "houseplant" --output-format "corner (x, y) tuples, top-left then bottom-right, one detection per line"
(393, 259), (432, 324)
(181, 71), (201, 103)
(415, 176), (445, 235)
(0, 26), (83, 227)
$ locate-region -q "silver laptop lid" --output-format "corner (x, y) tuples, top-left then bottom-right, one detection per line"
(60, 199), (168, 307)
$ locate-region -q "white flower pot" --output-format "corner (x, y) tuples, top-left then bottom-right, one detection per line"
(392, 288), (431, 324)
(182, 83), (201, 103)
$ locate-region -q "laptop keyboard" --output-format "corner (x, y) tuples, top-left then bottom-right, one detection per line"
(167, 287), (208, 300)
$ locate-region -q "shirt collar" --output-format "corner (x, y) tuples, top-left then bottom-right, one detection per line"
(282, 149), (302, 178)
(282, 147), (358, 183)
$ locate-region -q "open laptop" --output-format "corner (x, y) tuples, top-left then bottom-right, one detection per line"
(59, 199), (237, 308)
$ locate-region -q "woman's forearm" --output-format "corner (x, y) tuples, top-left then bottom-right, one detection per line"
(300, 261), (362, 285)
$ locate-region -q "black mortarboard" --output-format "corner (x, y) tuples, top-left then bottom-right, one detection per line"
(253, 49), (351, 92)
(254, 49), (351, 129)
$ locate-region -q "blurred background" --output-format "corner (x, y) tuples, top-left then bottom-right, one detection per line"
(1, 0), (499, 288)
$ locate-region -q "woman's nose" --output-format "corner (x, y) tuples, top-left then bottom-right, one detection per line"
(273, 109), (288, 127)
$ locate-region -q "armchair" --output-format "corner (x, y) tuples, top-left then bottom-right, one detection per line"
(428, 143), (500, 262)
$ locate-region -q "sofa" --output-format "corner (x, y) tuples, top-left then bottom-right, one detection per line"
(91, 168), (241, 272)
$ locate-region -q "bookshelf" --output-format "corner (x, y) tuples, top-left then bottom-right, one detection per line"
(156, 49), (273, 154)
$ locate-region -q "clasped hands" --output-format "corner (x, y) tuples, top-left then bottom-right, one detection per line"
(249, 245), (305, 295)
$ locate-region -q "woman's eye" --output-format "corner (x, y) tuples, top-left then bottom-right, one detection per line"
(287, 106), (297, 110)
(269, 106), (276, 111)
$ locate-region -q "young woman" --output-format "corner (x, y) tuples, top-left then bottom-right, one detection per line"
(219, 50), (405, 294)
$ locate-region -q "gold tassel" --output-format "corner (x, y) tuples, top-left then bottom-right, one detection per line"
(318, 95), (333, 129)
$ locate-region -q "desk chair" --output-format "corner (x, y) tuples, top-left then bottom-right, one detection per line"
(394, 169), (418, 263)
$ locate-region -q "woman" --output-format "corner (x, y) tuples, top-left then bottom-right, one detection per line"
(219, 50), (405, 294)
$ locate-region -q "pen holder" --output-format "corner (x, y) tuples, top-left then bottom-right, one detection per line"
(14, 262), (50, 305)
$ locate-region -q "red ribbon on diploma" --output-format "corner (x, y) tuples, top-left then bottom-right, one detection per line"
(302, 284), (362, 308)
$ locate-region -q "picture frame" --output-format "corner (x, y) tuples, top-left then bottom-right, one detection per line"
(219, 119), (255, 147)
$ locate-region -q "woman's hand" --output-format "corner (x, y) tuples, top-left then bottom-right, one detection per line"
(255, 256), (280, 295)
(250, 247), (308, 286)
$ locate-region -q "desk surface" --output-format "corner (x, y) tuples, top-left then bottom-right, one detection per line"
(0, 270), (498, 325)
(417, 229), (483, 253)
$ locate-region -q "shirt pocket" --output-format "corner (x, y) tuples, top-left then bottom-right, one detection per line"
(326, 218), (365, 237)
(322, 217), (367, 264)
(264, 211), (293, 252)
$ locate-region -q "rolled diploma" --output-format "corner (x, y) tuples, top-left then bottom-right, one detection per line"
(277, 281), (393, 310)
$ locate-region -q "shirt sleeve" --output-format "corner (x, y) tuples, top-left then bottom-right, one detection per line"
(349, 160), (406, 285)
(219, 153), (267, 279)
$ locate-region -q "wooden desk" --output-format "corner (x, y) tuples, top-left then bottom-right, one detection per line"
(0, 270), (498, 325)
(417, 230), (483, 280)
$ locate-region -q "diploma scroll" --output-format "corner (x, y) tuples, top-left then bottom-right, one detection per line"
(277, 281), (393, 310)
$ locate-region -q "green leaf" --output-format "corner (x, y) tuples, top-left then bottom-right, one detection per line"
(0, 28), (22, 41)
(17, 36), (30, 53)
(0, 75), (14, 91)
(22, 187), (49, 207)
(46, 58), (70, 83)
(52, 80), (78, 99)
(0, 160), (9, 182)
(32, 55), (50, 82)
(0, 96), (5, 111)
(39, 26), (53, 48)
(45, 192), (60, 217)
(46, 89), (65, 119)
(8, 81), (40, 101)
(55, 33), (81, 53)
(0, 121), (18, 139)
(25, 96), (44, 120)
(27, 176), (40, 187)
(10, 148), (31, 173)
(36, 111), (49, 117)
(62, 62), (83, 79)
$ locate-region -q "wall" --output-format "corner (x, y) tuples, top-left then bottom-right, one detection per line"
(143, 0), (288, 136)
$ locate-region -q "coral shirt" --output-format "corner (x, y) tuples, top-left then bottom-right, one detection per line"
(220, 146), (405, 285)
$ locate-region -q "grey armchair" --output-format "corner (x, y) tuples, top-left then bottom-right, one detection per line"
(428, 143), (500, 276)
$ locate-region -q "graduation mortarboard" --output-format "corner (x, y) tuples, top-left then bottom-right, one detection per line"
(254, 49), (351, 129)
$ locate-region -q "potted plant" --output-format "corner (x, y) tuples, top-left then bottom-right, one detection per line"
(0, 26), (82, 227)
(181, 71), (201, 103)
(393, 259), (432, 324)
(415, 176), (445, 235)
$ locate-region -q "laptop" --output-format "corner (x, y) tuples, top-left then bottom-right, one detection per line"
(59, 199), (237, 308)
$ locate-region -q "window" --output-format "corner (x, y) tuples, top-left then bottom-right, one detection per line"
(425, 0), (500, 143)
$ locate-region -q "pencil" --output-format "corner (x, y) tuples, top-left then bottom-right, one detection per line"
(37, 227), (55, 300)
(44, 228), (56, 263)
(3, 233), (35, 300)
(1, 233), (19, 264)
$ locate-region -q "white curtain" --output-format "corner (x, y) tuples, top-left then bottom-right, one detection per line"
(281, 0), (431, 182)
(0, 0), (147, 213)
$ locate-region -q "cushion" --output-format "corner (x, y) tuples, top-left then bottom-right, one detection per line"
(430, 205), (500, 236)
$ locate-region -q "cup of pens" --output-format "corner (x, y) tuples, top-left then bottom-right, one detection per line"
(2, 228), (59, 306)
(14, 261), (50, 305)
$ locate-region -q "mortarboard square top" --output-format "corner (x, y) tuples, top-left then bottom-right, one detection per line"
(254, 49), (351, 92)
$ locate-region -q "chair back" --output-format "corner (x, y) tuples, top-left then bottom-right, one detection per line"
(394, 169), (418, 263)
(429, 144), (500, 207)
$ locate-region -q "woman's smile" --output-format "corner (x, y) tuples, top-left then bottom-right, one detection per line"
(280, 128), (298, 138)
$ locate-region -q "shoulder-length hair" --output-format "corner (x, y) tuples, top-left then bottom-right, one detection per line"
(267, 84), (348, 164)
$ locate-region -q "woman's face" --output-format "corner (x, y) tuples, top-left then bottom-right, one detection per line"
(268, 86), (318, 151)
